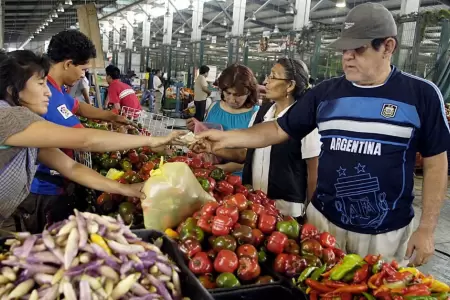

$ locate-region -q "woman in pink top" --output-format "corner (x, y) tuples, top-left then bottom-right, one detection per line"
(105, 65), (141, 111)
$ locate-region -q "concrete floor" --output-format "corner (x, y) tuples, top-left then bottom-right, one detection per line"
(413, 176), (450, 282)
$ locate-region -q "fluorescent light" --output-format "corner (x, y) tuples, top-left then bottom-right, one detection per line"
(57, 3), (64, 12)
(336, 0), (346, 8)
(64, 0), (72, 5)
(273, 25), (279, 34)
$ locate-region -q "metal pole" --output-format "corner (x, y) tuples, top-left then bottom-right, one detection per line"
(204, 3), (233, 30)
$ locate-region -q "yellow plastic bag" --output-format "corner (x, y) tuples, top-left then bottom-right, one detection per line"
(141, 161), (215, 230)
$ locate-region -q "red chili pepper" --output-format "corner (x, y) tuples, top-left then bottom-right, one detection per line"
(216, 181), (234, 196)
(323, 283), (368, 295)
(390, 260), (399, 270)
(364, 254), (380, 265)
(211, 215), (232, 236)
(322, 279), (348, 288)
(310, 290), (318, 300)
(385, 271), (413, 283)
(266, 231), (288, 254)
(304, 279), (335, 294)
(258, 213), (277, 234)
(353, 264), (369, 284)
(402, 284), (431, 296)
(381, 263), (397, 277)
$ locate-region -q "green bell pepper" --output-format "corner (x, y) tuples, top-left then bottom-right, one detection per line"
(216, 272), (241, 288)
(330, 254), (363, 281)
(276, 219), (300, 239)
(431, 293), (449, 300)
(197, 177), (210, 192)
(311, 264), (327, 281)
(362, 292), (376, 300)
(372, 259), (384, 274)
(179, 226), (204, 243)
(297, 267), (317, 283)
(210, 168), (226, 181)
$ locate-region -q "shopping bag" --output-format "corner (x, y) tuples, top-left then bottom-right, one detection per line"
(141, 161), (215, 230)
(193, 120), (223, 164)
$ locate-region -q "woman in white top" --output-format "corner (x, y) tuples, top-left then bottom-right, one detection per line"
(192, 58), (321, 218)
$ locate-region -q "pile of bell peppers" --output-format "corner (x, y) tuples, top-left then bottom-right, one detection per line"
(301, 253), (450, 300)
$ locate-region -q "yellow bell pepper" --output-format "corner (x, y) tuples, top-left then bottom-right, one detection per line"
(164, 228), (179, 239)
(431, 280), (450, 293)
(90, 233), (112, 255)
(105, 168), (124, 180)
(398, 267), (421, 276)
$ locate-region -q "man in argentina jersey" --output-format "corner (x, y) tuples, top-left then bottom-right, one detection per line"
(197, 3), (450, 265)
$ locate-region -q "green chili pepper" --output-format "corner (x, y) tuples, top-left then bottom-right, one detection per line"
(404, 296), (435, 300)
(431, 293), (448, 300)
(297, 267), (317, 283)
(330, 254), (363, 281)
(372, 259), (384, 274)
(342, 269), (357, 282)
(258, 250), (267, 263)
(362, 292), (376, 300)
(311, 264), (327, 281)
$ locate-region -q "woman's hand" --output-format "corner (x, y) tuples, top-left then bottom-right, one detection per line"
(149, 130), (187, 148)
(119, 182), (146, 199)
(189, 139), (213, 154)
(186, 118), (197, 132)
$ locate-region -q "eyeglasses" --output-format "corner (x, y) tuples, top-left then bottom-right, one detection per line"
(343, 44), (369, 55)
(267, 74), (291, 81)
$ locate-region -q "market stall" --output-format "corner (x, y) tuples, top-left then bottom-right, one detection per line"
(0, 107), (448, 300)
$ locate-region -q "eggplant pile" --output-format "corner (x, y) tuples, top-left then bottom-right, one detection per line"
(0, 210), (187, 300)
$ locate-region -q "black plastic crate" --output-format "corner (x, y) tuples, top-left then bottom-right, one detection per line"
(133, 229), (214, 300)
(212, 284), (307, 300)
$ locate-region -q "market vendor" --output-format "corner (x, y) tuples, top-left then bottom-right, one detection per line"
(0, 50), (183, 231)
(104, 65), (141, 111)
(197, 3), (449, 266)
(191, 58), (321, 219)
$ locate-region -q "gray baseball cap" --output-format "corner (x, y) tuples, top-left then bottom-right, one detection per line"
(329, 2), (397, 50)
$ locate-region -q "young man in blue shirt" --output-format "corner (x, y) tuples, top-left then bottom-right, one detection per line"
(198, 3), (450, 266)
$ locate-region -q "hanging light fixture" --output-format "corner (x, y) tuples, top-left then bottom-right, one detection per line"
(286, 3), (295, 15)
(225, 32), (230, 39)
(273, 24), (280, 34)
(198, 22), (204, 30)
(246, 29), (251, 37)
(52, 11), (58, 18)
(64, 0), (72, 5)
(221, 17), (227, 26)
(57, 3), (64, 12)
(187, 0), (194, 11)
(156, 42), (159, 47)
(165, 8), (170, 17)
(251, 12), (256, 21)
(206, 34), (211, 40)
(44, 21), (49, 26)
(180, 24), (185, 33)
(152, 32), (156, 38)
(336, 0), (346, 8)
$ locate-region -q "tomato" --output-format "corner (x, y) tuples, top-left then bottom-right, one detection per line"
(251, 229), (264, 247)
(216, 205), (239, 224)
(198, 275), (217, 289)
(197, 215), (213, 234)
(236, 244), (258, 260)
(200, 201), (219, 216)
(273, 253), (290, 273)
(97, 193), (112, 206)
(226, 175), (242, 186)
(321, 247), (336, 265)
(237, 256), (260, 281)
(301, 238), (323, 258)
(188, 252), (213, 275)
(301, 223), (319, 240)
(319, 232), (336, 248)
(214, 250), (239, 273)
(224, 193), (248, 211)
(190, 157), (203, 169)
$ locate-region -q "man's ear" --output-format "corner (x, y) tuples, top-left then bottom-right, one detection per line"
(384, 37), (397, 55)
(63, 60), (73, 70)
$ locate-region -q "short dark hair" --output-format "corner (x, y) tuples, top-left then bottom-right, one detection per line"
(0, 50), (50, 106)
(371, 36), (398, 52)
(276, 57), (310, 98)
(218, 64), (258, 108)
(47, 30), (97, 65)
(106, 65), (121, 80)
(155, 69), (161, 74)
(199, 65), (210, 75)
(146, 67), (151, 72)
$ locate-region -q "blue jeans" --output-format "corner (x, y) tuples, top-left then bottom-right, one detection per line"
(141, 90), (154, 111)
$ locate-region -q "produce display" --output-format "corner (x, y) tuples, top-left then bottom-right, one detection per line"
(0, 211), (187, 299)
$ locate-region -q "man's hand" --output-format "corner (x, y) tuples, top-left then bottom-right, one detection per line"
(119, 182), (145, 198)
(112, 114), (135, 127)
(196, 129), (233, 152)
(189, 139), (213, 154)
(405, 228), (434, 266)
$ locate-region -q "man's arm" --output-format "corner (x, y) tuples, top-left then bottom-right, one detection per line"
(306, 157), (319, 201)
(77, 101), (118, 121)
(201, 77), (211, 95)
(38, 148), (143, 198)
(82, 88), (91, 105)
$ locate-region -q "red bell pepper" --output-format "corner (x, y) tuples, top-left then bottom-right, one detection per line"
(353, 264), (369, 283)
(226, 174), (242, 186)
(258, 213), (277, 234)
(250, 203), (266, 215)
(319, 232), (336, 248)
(193, 168), (211, 178)
(251, 228), (264, 247)
(190, 157), (203, 169)
(188, 252), (213, 275)
(235, 185), (249, 197)
(179, 238), (202, 259)
(300, 223), (319, 240)
(266, 231), (288, 254)
(247, 193), (262, 204)
(216, 205), (239, 224)
(197, 215), (213, 233)
(212, 215), (232, 236)
(273, 253), (290, 273)
(364, 254), (381, 265)
(216, 181), (234, 196)
(207, 177), (216, 192)
(214, 250), (239, 273)
(224, 193), (248, 211)
(200, 201), (219, 216)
